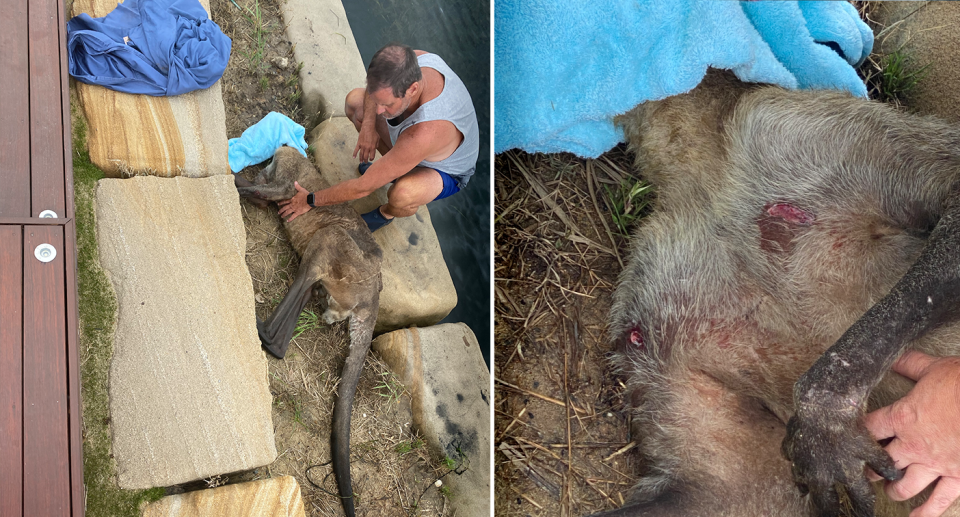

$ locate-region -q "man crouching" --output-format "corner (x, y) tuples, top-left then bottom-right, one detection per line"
(278, 43), (480, 232)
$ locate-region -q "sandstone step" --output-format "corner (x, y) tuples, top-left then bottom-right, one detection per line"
(142, 475), (305, 517)
(72, 0), (229, 178)
(372, 323), (490, 517)
(96, 175), (276, 489)
(310, 118), (458, 333)
(279, 0), (366, 129)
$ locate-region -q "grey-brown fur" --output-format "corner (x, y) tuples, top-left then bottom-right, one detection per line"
(601, 70), (960, 517)
(236, 146), (382, 517)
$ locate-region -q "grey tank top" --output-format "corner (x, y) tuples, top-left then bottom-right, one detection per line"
(387, 53), (479, 187)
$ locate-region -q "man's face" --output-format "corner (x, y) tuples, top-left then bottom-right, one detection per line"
(370, 86), (411, 120)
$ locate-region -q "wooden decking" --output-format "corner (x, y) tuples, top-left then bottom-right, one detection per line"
(0, 0), (84, 515)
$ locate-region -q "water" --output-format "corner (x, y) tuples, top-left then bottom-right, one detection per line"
(342, 0), (491, 365)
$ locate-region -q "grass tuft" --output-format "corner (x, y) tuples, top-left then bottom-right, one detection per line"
(395, 438), (425, 456)
(239, 0), (267, 70)
(875, 49), (930, 104)
(293, 309), (323, 339)
(286, 88), (302, 105)
(238, 0), (274, 94)
(442, 456), (458, 471)
(374, 371), (405, 405)
(604, 179), (654, 235)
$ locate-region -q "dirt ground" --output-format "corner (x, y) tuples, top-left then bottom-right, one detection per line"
(494, 146), (642, 516)
(208, 0), (451, 514)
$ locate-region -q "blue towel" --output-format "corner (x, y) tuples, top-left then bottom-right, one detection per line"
(228, 112), (309, 173)
(495, 1), (873, 158)
(67, 0), (231, 96)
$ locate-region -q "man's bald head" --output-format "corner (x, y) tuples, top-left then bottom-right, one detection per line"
(366, 44), (422, 98)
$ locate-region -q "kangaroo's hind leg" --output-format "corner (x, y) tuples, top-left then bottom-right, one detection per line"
(256, 262), (319, 359)
(256, 226), (344, 358)
(592, 366), (810, 517)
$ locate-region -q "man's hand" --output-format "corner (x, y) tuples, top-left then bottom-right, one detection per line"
(353, 124), (380, 163)
(277, 181), (311, 222)
(864, 350), (960, 517)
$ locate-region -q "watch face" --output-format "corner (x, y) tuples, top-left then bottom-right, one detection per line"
(307, 193), (315, 207)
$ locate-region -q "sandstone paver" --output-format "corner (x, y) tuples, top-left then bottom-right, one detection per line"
(96, 175), (276, 489)
(372, 323), (490, 517)
(141, 476), (306, 517)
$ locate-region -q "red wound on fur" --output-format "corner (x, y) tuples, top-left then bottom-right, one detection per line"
(766, 203), (815, 226)
(629, 328), (645, 350)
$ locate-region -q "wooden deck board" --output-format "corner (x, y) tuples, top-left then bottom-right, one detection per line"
(22, 227), (71, 517)
(0, 227), (24, 517)
(0, 0), (31, 217)
(29, 0), (67, 218)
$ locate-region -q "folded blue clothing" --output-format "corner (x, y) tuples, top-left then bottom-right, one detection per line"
(495, 0), (873, 158)
(67, 0), (231, 96)
(228, 112), (309, 173)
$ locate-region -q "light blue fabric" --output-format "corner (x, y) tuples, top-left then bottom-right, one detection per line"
(494, 0), (874, 158)
(798, 2), (872, 68)
(67, 0), (231, 96)
(228, 112), (309, 173)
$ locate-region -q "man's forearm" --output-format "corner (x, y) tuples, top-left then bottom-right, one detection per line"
(361, 92), (378, 134)
(312, 178), (376, 207)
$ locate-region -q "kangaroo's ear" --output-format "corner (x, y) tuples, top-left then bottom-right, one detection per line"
(234, 176), (271, 208)
(234, 175), (255, 188)
(236, 180), (297, 202)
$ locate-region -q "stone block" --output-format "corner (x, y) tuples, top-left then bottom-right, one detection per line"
(310, 118), (457, 332)
(73, 0), (229, 178)
(279, 0), (366, 128)
(141, 476), (306, 517)
(96, 175), (276, 489)
(74, 0), (211, 16)
(372, 323), (490, 517)
(872, 3), (960, 121)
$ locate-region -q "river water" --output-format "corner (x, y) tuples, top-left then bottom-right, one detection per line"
(342, 0), (491, 365)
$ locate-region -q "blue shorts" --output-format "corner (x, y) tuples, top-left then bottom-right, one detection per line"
(360, 162), (462, 201)
(434, 169), (462, 200)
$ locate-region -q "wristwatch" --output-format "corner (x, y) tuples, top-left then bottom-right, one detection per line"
(306, 192), (316, 208)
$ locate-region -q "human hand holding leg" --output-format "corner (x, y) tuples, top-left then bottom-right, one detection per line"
(865, 350), (960, 517)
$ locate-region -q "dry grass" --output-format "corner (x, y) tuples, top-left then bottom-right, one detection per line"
(494, 147), (648, 516)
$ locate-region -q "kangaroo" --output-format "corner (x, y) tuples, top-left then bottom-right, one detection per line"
(598, 70), (960, 517)
(235, 146), (382, 517)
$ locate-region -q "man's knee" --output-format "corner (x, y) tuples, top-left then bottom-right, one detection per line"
(387, 177), (421, 208)
(345, 88), (366, 128)
(387, 169), (443, 209)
